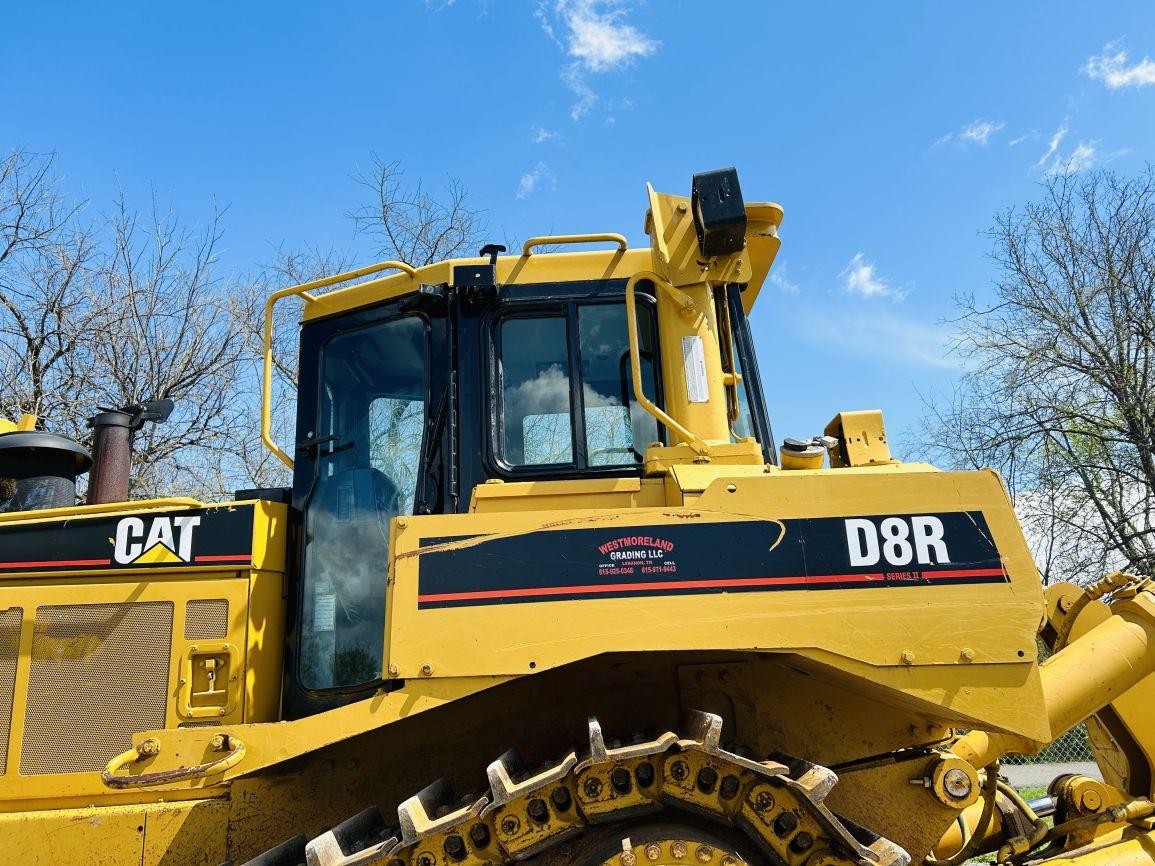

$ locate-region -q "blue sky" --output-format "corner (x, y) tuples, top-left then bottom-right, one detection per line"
(3, 1), (1154, 452)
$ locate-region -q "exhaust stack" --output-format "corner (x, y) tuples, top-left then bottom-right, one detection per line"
(86, 399), (174, 505)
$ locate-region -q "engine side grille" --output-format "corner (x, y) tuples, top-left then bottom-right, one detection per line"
(0, 607), (22, 774)
(21, 601), (173, 775)
(184, 598), (229, 640)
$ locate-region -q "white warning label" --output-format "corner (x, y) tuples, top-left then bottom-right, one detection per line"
(682, 335), (709, 403)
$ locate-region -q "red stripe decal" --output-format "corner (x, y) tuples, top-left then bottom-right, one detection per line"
(0, 558), (112, 569)
(194, 555), (252, 563)
(417, 567), (1006, 604)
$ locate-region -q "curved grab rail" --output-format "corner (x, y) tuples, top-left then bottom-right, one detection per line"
(624, 271), (710, 456)
(102, 734), (246, 789)
(262, 260), (418, 469)
(521, 233), (628, 256)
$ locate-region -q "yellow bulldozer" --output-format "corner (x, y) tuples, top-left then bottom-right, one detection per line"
(1, 169), (1153, 866)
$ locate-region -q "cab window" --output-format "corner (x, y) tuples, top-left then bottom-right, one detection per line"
(299, 315), (428, 690)
(496, 300), (659, 472)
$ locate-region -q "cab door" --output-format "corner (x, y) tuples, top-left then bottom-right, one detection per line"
(284, 296), (447, 717)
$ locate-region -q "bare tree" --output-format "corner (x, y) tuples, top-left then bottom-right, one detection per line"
(235, 156), (489, 491)
(0, 148), (247, 501)
(347, 154), (486, 266)
(923, 167), (1155, 583)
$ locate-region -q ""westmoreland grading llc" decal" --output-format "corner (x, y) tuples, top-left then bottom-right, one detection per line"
(416, 511), (1008, 609)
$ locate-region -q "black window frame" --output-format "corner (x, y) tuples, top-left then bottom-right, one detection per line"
(484, 290), (664, 480)
(727, 285), (776, 464)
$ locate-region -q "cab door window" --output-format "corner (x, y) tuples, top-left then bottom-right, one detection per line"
(495, 300), (659, 472)
(300, 315), (428, 690)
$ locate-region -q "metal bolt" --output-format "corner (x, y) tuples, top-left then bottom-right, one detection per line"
(696, 845), (713, 862)
(415, 854), (435, 866)
(635, 762), (655, 787)
(443, 835), (466, 862)
(219, 709), (226, 716)
(583, 776), (603, 798)
(670, 760), (690, 781)
(551, 786), (572, 811)
(621, 851), (637, 866)
(645, 843), (662, 861)
(677, 202), (689, 214)
(725, 483), (737, 493)
(697, 766), (718, 793)
(469, 823), (490, 848)
(943, 768), (973, 800)
(753, 790), (775, 812)
(671, 842), (688, 859)
(397, 517), (408, 529)
(901, 651), (916, 665)
(960, 648), (976, 663)
(526, 798), (548, 824)
(773, 811), (799, 837)
(210, 734), (226, 751)
(720, 775), (740, 799)
(611, 766), (632, 793)
(179, 677), (187, 685)
(789, 832), (814, 853)
(387, 663), (400, 677)
(420, 663), (434, 676)
(138, 739), (159, 756)
(721, 857), (738, 866)
(500, 815), (520, 836)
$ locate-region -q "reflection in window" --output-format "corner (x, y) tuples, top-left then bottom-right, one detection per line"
(500, 317), (573, 465)
(301, 316), (427, 690)
(578, 304), (659, 466)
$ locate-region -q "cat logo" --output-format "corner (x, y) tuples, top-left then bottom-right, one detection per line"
(113, 515), (201, 565)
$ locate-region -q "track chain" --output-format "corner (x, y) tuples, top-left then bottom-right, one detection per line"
(237, 711), (909, 866)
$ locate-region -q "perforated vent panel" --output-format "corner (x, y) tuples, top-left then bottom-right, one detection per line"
(0, 607), (22, 774)
(184, 599), (229, 640)
(21, 602), (173, 775)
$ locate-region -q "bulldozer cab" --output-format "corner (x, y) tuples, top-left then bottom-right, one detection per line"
(284, 256), (774, 711)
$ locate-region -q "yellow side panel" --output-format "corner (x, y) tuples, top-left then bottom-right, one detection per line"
(388, 467), (1047, 739)
(0, 799), (227, 866)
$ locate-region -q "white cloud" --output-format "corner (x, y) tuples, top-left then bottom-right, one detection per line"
(517, 162), (557, 199)
(561, 63), (598, 120)
(797, 309), (959, 370)
(537, 1), (658, 120)
(1033, 122), (1069, 171)
(1031, 122), (1117, 175)
(935, 119), (1004, 148)
(553, 0), (658, 73)
(769, 262), (799, 294)
(959, 119), (1004, 145)
(530, 125), (562, 144)
(1008, 133), (1032, 147)
(1084, 42), (1155, 89)
(839, 253), (907, 301)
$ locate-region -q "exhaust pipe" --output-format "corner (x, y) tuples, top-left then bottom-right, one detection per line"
(86, 399), (174, 505)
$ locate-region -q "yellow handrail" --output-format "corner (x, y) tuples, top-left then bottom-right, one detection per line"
(521, 233), (628, 256)
(262, 260), (418, 469)
(102, 734), (246, 789)
(624, 271), (710, 455)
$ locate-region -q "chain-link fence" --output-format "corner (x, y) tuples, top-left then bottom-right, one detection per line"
(1001, 639), (1095, 765)
(1001, 723), (1094, 764)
